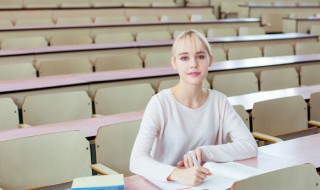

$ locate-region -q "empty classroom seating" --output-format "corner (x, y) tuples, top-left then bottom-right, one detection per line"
(15, 18), (54, 27)
(0, 98), (19, 131)
(94, 83), (155, 115)
(298, 2), (319, 6)
(144, 51), (171, 67)
(0, 19), (13, 27)
(260, 68), (299, 91)
(21, 91), (92, 126)
(92, 0), (122, 7)
(129, 15), (159, 23)
(219, 2), (240, 18)
(37, 58), (93, 76)
(207, 28), (237, 38)
(212, 72), (259, 96)
(233, 105), (250, 128)
(95, 32), (134, 44)
(273, 2), (296, 6)
(310, 92), (320, 122)
(310, 25), (320, 36)
(136, 30), (171, 41)
(160, 15), (189, 22)
(295, 42), (320, 55)
(0, 63), (36, 81)
(211, 48), (227, 62)
(1, 36), (48, 50)
(24, 0), (59, 8)
(60, 0), (91, 8)
(0, 0), (22, 8)
(94, 120), (141, 176)
(50, 34), (93, 46)
(0, 131), (92, 189)
(94, 54), (143, 71)
(228, 46), (262, 60)
(238, 27), (266, 36)
(251, 96), (317, 142)
(186, 0), (209, 7)
(190, 14), (216, 22)
(263, 44), (294, 57)
(56, 17), (93, 25)
(151, 2), (176, 7)
(94, 16), (128, 24)
(158, 78), (210, 92)
(300, 65), (320, 86)
(123, 2), (150, 7)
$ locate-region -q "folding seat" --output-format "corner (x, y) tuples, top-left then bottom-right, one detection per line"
(260, 68), (299, 91)
(190, 14), (216, 22)
(309, 92), (320, 122)
(238, 27), (266, 36)
(273, 2), (296, 6)
(0, 98), (19, 131)
(0, 62), (36, 81)
(233, 105), (250, 129)
(0, 0), (22, 8)
(185, 0), (209, 6)
(94, 54), (143, 71)
(24, 0), (59, 8)
(50, 33), (93, 46)
(15, 18), (54, 26)
(310, 25), (320, 36)
(152, 2), (176, 7)
(228, 46), (262, 60)
(129, 15), (159, 23)
(0, 19), (13, 27)
(94, 83), (155, 115)
(219, 2), (240, 18)
(263, 44), (294, 57)
(160, 15), (189, 22)
(1, 36), (48, 50)
(212, 72), (259, 96)
(300, 64), (320, 86)
(136, 30), (171, 42)
(211, 48), (227, 62)
(95, 32), (134, 44)
(207, 28), (237, 38)
(92, 0), (122, 7)
(144, 51), (171, 67)
(94, 16), (128, 24)
(295, 42), (320, 55)
(123, 2), (150, 7)
(56, 17), (93, 25)
(60, 0), (91, 8)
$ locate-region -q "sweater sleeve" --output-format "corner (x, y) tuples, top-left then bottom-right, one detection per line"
(130, 96), (175, 182)
(200, 94), (258, 162)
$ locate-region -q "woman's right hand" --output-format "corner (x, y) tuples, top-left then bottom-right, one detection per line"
(167, 166), (211, 186)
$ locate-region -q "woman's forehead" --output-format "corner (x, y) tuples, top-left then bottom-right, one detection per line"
(174, 35), (207, 54)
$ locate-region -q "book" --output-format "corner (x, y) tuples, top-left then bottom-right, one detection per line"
(71, 174), (125, 190)
(150, 162), (263, 190)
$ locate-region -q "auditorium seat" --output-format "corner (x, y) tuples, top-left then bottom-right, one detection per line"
(207, 28), (237, 38)
(92, 0), (122, 7)
(0, 131), (92, 189)
(228, 46), (262, 60)
(144, 51), (171, 67)
(0, 98), (19, 131)
(298, 2), (319, 6)
(37, 58), (93, 76)
(151, 2), (176, 7)
(123, 2), (150, 7)
(158, 78), (210, 92)
(56, 17), (93, 25)
(211, 48), (227, 62)
(233, 104), (250, 129)
(0, 19), (13, 27)
(15, 18), (54, 27)
(94, 83), (155, 115)
(94, 32), (134, 44)
(1, 36), (48, 50)
(295, 42), (320, 55)
(190, 14), (216, 22)
(50, 34), (93, 46)
(160, 15), (189, 22)
(0, 62), (36, 81)
(219, 2), (240, 18)
(93, 120), (141, 176)
(212, 72), (259, 96)
(263, 44), (294, 57)
(94, 16), (128, 24)
(300, 65), (320, 86)
(260, 68), (299, 91)
(60, 0), (91, 8)
(136, 30), (171, 41)
(185, 0), (209, 7)
(129, 15), (159, 23)
(251, 95), (317, 143)
(0, 0), (22, 8)
(94, 54), (143, 71)
(273, 2), (296, 6)
(238, 27), (266, 36)
(310, 92), (320, 122)
(24, 0), (59, 8)
(310, 25), (320, 36)
(21, 91), (92, 126)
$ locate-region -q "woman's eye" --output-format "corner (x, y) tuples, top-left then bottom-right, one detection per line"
(198, 55), (206, 59)
(180, 56), (188, 61)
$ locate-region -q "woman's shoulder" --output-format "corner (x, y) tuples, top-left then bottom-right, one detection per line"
(208, 89), (228, 100)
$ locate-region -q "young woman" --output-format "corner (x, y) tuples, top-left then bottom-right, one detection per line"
(130, 29), (258, 186)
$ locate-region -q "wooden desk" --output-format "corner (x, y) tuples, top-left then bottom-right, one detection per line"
(239, 5), (320, 33)
(283, 16), (320, 33)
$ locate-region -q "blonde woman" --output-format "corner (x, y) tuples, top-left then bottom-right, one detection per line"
(130, 29), (258, 186)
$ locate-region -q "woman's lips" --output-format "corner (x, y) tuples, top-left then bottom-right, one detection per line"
(187, 72), (201, 77)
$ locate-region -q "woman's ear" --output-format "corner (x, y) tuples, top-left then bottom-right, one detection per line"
(171, 56), (177, 70)
(209, 55), (213, 67)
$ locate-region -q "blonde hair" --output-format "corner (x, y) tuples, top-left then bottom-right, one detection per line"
(171, 29), (212, 57)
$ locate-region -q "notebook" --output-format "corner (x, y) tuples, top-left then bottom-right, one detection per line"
(71, 174), (124, 190)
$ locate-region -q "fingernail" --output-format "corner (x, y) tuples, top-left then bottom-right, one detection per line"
(208, 172), (212, 175)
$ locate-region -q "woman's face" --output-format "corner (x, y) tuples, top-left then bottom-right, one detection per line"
(171, 37), (213, 86)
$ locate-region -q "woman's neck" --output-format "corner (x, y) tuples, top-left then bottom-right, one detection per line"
(171, 83), (209, 109)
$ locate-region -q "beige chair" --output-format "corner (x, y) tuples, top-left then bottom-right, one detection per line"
(273, 2), (296, 6)
(95, 16), (127, 24)
(38, 58), (93, 76)
(300, 64), (320, 86)
(24, 0), (59, 8)
(94, 83), (155, 115)
(1, 36), (48, 50)
(207, 28), (237, 38)
(186, 0), (209, 6)
(95, 32), (134, 44)
(295, 42), (320, 55)
(220, 2), (240, 18)
(212, 72), (259, 96)
(21, 91), (92, 126)
(289, 13), (315, 18)
(0, 131), (92, 189)
(310, 25), (320, 36)
(60, 0), (91, 8)
(50, 34), (93, 46)
(123, 2), (150, 7)
(92, 0), (122, 7)
(15, 18), (54, 26)
(251, 95), (318, 142)
(212, 48), (227, 62)
(158, 78), (210, 92)
(233, 105), (250, 129)
(0, 98), (19, 131)
(310, 92), (320, 122)
(263, 44), (294, 57)
(160, 15), (189, 22)
(247, 2), (272, 6)
(298, 2), (319, 6)
(0, 19), (13, 27)
(144, 51), (171, 67)
(152, 2), (176, 7)
(0, 0), (22, 8)
(136, 30), (171, 42)
(233, 164), (320, 190)
(94, 54), (143, 71)
(93, 120), (141, 176)
(228, 46), (262, 60)
(56, 17), (92, 25)
(260, 68), (299, 91)
(190, 14), (216, 22)
(129, 15), (159, 23)
(0, 62), (36, 81)
(238, 27), (266, 36)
